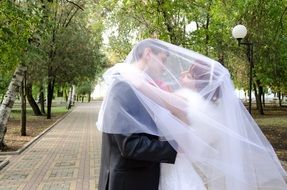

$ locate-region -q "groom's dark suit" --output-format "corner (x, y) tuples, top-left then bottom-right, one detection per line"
(98, 81), (177, 190)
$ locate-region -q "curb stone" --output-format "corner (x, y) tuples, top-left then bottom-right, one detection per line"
(0, 156), (9, 170)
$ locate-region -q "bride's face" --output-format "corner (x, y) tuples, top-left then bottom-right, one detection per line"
(179, 70), (195, 89)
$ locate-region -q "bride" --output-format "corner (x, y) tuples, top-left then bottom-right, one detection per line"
(97, 38), (287, 190)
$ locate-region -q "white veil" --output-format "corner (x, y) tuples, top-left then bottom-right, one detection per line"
(97, 38), (287, 189)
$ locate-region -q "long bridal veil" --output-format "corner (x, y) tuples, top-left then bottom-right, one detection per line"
(97, 38), (287, 189)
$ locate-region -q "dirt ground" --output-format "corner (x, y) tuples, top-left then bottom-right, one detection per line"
(2, 114), (65, 152)
(261, 126), (287, 160)
(253, 106), (287, 161)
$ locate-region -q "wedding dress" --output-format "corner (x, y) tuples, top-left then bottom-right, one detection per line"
(159, 89), (215, 190)
(160, 153), (207, 190)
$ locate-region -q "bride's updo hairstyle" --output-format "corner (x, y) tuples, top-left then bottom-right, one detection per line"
(189, 61), (221, 102)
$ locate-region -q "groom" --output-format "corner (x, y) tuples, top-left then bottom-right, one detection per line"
(98, 39), (177, 190)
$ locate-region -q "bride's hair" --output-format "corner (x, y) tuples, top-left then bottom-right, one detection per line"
(189, 61), (221, 102)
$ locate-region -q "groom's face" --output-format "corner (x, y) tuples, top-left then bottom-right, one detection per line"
(143, 48), (168, 78)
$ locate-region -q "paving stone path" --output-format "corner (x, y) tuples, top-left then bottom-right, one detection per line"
(0, 102), (102, 190)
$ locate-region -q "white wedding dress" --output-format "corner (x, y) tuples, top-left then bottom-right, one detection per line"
(159, 89), (216, 190)
(159, 154), (207, 190)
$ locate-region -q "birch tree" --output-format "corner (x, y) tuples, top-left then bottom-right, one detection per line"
(0, 1), (41, 149)
(0, 66), (27, 149)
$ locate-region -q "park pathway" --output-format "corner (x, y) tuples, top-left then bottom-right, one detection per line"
(0, 102), (102, 190)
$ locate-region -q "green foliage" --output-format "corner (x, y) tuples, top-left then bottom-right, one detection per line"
(98, 0), (287, 93)
(0, 1), (41, 92)
(47, 2), (107, 87)
(240, 0), (287, 93)
(1, 0), (286, 96)
(0, 0), (107, 99)
(77, 81), (93, 96)
(0, 1), (44, 63)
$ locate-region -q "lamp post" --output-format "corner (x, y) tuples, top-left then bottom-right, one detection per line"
(232, 24), (253, 114)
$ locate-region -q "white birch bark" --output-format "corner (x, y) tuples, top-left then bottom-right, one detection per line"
(67, 86), (72, 109)
(67, 85), (76, 109)
(71, 85), (75, 105)
(0, 65), (27, 148)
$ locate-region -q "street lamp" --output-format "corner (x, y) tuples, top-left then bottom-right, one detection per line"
(232, 24), (253, 114)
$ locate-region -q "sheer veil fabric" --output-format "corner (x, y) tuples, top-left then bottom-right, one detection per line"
(97, 38), (287, 189)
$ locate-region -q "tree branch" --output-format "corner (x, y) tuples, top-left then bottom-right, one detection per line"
(121, 6), (150, 28)
(65, 8), (79, 27)
(62, 6), (75, 27)
(66, 0), (84, 11)
(279, 7), (287, 30)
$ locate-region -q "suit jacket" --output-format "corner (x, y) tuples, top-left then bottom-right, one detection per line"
(98, 80), (177, 190)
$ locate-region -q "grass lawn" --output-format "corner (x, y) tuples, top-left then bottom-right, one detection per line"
(3, 105), (68, 152)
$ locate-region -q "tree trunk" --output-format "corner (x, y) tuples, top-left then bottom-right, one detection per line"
(156, 0), (177, 45)
(218, 53), (225, 67)
(204, 12), (210, 56)
(88, 93), (91, 102)
(64, 88), (68, 102)
(47, 76), (55, 119)
(71, 85), (75, 106)
(81, 96), (84, 103)
(0, 94), (4, 104)
(47, 11), (56, 119)
(253, 81), (264, 115)
(253, 84), (259, 109)
(0, 65), (27, 149)
(20, 72), (27, 136)
(262, 91), (265, 107)
(278, 91), (282, 107)
(26, 82), (42, 116)
(39, 83), (46, 114)
(258, 85), (264, 114)
(66, 86), (72, 109)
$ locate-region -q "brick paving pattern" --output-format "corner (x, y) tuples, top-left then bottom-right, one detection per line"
(0, 102), (102, 190)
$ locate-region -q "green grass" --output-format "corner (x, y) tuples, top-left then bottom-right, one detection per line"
(49, 106), (68, 114)
(255, 117), (287, 128)
(9, 106), (68, 121)
(253, 107), (287, 128)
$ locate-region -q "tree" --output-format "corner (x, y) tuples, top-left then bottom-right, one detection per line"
(0, 66), (27, 149)
(0, 1), (42, 149)
(77, 81), (94, 102)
